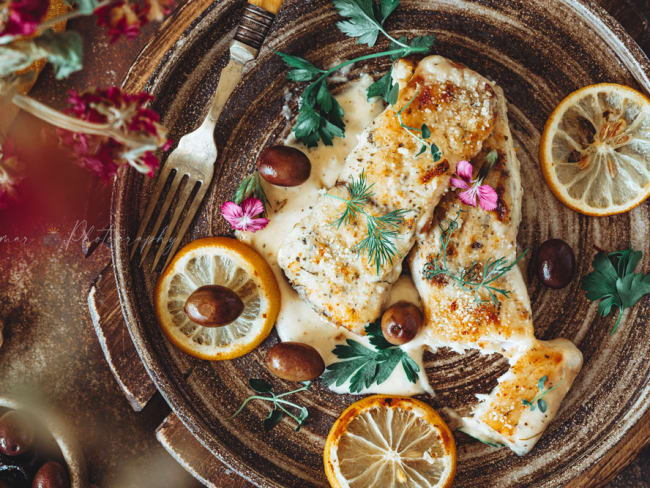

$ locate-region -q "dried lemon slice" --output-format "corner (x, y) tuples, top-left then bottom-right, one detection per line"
(540, 83), (650, 216)
(154, 237), (280, 360)
(324, 395), (456, 488)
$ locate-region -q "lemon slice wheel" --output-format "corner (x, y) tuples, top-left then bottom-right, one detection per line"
(154, 237), (280, 360)
(324, 395), (456, 488)
(540, 83), (650, 216)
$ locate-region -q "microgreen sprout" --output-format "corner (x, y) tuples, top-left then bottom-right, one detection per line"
(522, 370), (565, 413)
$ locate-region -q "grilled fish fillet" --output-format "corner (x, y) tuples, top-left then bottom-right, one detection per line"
(410, 85), (582, 454)
(278, 56), (497, 333)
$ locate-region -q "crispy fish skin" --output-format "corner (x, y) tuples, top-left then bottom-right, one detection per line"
(278, 56), (497, 333)
(411, 85), (583, 455)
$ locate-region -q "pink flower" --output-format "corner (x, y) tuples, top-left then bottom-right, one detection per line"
(0, 139), (24, 209)
(221, 197), (268, 232)
(0, 0), (49, 37)
(95, 0), (141, 42)
(57, 87), (170, 181)
(450, 159), (498, 211)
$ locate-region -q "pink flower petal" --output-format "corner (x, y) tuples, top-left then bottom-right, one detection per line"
(458, 187), (478, 207)
(478, 184), (498, 211)
(221, 201), (244, 228)
(455, 160), (474, 181)
(241, 197), (264, 217)
(450, 177), (470, 190)
(244, 217), (269, 232)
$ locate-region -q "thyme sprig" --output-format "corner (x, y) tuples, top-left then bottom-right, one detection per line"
(394, 87), (442, 162)
(232, 379), (311, 432)
(326, 171), (408, 273)
(422, 210), (528, 305)
(521, 370), (565, 413)
(277, 0), (435, 146)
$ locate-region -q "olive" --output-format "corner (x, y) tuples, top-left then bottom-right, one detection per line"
(381, 301), (423, 345)
(266, 342), (325, 381)
(0, 411), (33, 457)
(536, 239), (575, 289)
(257, 145), (311, 187)
(184, 285), (244, 327)
(32, 461), (69, 488)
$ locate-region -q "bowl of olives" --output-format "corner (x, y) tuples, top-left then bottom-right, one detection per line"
(0, 396), (87, 488)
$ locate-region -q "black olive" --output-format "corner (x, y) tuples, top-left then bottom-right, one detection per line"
(0, 411), (33, 457)
(381, 302), (423, 345)
(184, 285), (244, 327)
(32, 461), (70, 488)
(257, 146), (311, 187)
(536, 239), (576, 289)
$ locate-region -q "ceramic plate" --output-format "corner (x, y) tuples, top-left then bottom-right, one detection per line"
(111, 1), (650, 486)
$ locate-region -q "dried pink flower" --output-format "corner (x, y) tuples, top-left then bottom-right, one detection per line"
(450, 159), (498, 211)
(0, 139), (24, 209)
(56, 87), (170, 181)
(221, 197), (269, 232)
(0, 0), (49, 37)
(95, 0), (141, 42)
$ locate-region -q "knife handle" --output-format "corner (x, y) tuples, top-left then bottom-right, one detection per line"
(234, 0), (283, 51)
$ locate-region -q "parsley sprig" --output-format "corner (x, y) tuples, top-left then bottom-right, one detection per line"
(277, 0), (435, 146)
(581, 247), (650, 334)
(322, 320), (420, 393)
(422, 210), (528, 305)
(521, 371), (565, 413)
(232, 379), (311, 432)
(395, 88), (442, 162)
(326, 171), (409, 273)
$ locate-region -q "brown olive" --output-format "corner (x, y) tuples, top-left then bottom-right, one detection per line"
(536, 239), (575, 289)
(257, 145), (311, 187)
(266, 342), (325, 381)
(184, 285), (244, 327)
(381, 301), (423, 345)
(0, 411), (33, 457)
(32, 461), (69, 488)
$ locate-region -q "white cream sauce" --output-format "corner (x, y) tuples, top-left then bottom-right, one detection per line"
(239, 76), (433, 396)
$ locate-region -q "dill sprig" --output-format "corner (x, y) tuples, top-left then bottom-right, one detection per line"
(327, 171), (408, 273)
(422, 210), (528, 305)
(394, 88), (442, 162)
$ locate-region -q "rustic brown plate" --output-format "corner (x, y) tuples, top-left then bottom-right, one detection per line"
(111, 0), (650, 486)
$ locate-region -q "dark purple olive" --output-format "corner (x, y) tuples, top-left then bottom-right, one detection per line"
(0, 411), (33, 457)
(184, 285), (244, 327)
(381, 301), (423, 345)
(536, 239), (576, 289)
(32, 461), (69, 488)
(266, 342), (325, 381)
(257, 145), (311, 187)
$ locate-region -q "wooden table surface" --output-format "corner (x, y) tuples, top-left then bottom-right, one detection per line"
(0, 1), (648, 487)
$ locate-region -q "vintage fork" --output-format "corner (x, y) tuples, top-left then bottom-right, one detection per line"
(131, 0), (283, 271)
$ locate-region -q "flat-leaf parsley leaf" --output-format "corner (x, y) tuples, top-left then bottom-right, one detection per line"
(321, 320), (420, 393)
(581, 247), (650, 334)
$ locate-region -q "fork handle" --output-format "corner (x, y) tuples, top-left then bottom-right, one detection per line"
(235, 0), (283, 51)
(199, 0), (283, 130)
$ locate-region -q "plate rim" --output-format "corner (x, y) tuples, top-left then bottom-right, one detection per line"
(111, 1), (650, 486)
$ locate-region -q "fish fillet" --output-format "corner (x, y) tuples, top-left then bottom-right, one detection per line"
(278, 56), (497, 333)
(410, 84), (582, 454)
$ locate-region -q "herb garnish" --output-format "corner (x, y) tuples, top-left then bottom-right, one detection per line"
(521, 371), (565, 413)
(422, 210), (528, 305)
(322, 320), (420, 393)
(394, 88), (442, 162)
(326, 171), (409, 273)
(234, 171), (269, 210)
(277, 0), (435, 146)
(232, 379), (311, 432)
(581, 247), (650, 334)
